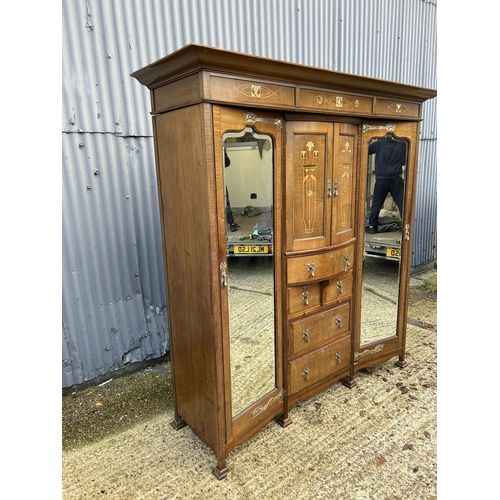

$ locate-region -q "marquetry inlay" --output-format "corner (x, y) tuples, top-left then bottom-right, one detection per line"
(301, 141), (319, 233)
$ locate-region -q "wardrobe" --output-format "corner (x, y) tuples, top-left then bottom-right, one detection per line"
(131, 44), (437, 479)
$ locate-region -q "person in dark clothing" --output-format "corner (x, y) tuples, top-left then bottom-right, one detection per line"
(224, 149), (239, 232)
(367, 135), (406, 233)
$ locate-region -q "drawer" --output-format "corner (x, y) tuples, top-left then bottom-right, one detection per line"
(209, 75), (296, 108)
(298, 88), (373, 114)
(324, 271), (353, 304)
(374, 98), (421, 118)
(289, 335), (351, 395)
(289, 302), (351, 356)
(287, 244), (354, 285)
(287, 283), (322, 316)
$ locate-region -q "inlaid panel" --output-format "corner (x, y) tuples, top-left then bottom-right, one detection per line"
(374, 98), (421, 118)
(298, 88), (373, 114)
(285, 122), (333, 252)
(209, 75), (295, 108)
(332, 123), (358, 244)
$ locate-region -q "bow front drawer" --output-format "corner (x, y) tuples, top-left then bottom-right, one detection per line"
(287, 245), (354, 285)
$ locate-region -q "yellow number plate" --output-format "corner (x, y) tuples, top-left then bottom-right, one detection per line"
(386, 248), (401, 259)
(234, 245), (268, 254)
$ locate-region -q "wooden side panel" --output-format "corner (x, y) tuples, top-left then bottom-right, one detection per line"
(153, 105), (220, 453)
(285, 122), (333, 252)
(332, 123), (358, 244)
(152, 73), (203, 113)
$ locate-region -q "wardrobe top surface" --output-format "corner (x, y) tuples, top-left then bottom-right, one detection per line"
(131, 43), (437, 102)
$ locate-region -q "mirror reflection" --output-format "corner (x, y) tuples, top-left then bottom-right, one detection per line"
(361, 133), (408, 345)
(223, 128), (276, 417)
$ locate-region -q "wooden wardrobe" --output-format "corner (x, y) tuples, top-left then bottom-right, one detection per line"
(131, 43), (437, 479)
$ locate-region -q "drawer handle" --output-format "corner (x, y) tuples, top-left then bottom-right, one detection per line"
(301, 291), (309, 306)
(302, 329), (310, 343)
(336, 280), (343, 294)
(344, 254), (350, 271)
(336, 316), (342, 329)
(327, 179), (332, 197)
(335, 352), (342, 364)
(306, 263), (316, 277)
(302, 367), (310, 381)
(220, 262), (228, 287)
(333, 179), (339, 197)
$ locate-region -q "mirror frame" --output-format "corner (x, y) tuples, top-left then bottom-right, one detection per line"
(212, 105), (285, 445)
(353, 120), (421, 374)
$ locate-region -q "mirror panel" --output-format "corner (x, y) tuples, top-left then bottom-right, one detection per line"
(223, 128), (276, 417)
(361, 133), (408, 346)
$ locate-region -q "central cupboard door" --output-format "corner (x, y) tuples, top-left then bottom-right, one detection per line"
(286, 122), (333, 252)
(285, 121), (358, 252)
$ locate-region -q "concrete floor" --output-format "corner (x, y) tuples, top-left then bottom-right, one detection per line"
(62, 268), (437, 499)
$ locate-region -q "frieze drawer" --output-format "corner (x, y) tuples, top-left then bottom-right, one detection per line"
(209, 75), (295, 108)
(289, 302), (351, 357)
(298, 88), (373, 114)
(287, 245), (354, 285)
(374, 98), (421, 118)
(288, 335), (351, 395)
(287, 283), (322, 316)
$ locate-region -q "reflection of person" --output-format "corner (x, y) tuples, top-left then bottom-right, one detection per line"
(367, 135), (405, 234)
(224, 149), (239, 232)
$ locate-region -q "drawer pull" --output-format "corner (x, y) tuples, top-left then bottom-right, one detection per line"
(335, 352), (342, 364)
(302, 329), (310, 343)
(302, 367), (310, 381)
(336, 280), (343, 294)
(336, 316), (342, 329)
(327, 179), (332, 197)
(306, 262), (316, 277)
(344, 254), (350, 271)
(301, 291), (309, 306)
(220, 262), (228, 287)
(333, 179), (339, 197)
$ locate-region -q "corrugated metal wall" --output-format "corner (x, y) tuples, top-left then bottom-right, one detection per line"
(62, 0), (437, 388)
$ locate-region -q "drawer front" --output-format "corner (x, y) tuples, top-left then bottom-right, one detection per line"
(287, 244), (354, 285)
(298, 88), (373, 114)
(324, 271), (353, 304)
(289, 335), (351, 395)
(287, 283), (322, 316)
(289, 302), (351, 356)
(209, 75), (295, 108)
(374, 98), (421, 118)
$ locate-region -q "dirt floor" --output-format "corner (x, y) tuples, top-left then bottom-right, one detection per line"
(62, 272), (437, 499)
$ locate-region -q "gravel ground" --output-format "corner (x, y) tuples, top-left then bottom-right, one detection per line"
(62, 272), (437, 499)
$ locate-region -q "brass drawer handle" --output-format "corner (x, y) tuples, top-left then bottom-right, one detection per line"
(302, 329), (310, 343)
(344, 254), (350, 271)
(333, 179), (339, 197)
(336, 316), (342, 329)
(303, 367), (310, 381)
(301, 291), (309, 306)
(336, 280), (343, 294)
(335, 352), (342, 364)
(306, 262), (316, 277)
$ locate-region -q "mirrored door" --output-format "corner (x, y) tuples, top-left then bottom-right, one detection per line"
(355, 121), (418, 369)
(223, 127), (276, 417)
